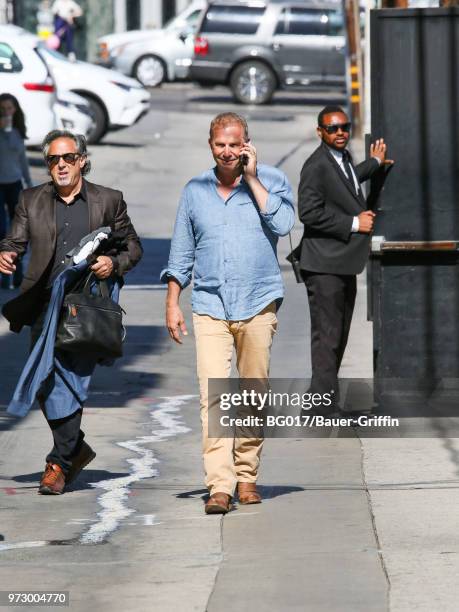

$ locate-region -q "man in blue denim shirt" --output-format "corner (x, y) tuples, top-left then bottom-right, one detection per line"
(161, 113), (294, 514)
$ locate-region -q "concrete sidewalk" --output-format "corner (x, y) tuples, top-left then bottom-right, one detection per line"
(0, 102), (458, 612)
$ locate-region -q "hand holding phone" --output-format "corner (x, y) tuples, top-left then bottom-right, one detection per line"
(240, 140), (254, 173)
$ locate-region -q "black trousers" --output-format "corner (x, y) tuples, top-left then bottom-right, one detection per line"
(31, 305), (85, 474)
(303, 272), (357, 402)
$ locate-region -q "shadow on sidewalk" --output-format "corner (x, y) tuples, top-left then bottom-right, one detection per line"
(122, 237), (171, 286)
(176, 485), (304, 501)
(10, 469), (127, 492)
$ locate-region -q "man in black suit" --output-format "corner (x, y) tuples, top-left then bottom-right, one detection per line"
(0, 130), (142, 494)
(298, 105), (390, 410)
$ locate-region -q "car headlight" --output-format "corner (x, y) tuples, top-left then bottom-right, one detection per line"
(110, 80), (132, 91)
(111, 44), (127, 58)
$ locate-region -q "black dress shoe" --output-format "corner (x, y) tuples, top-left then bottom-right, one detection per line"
(66, 441), (96, 484)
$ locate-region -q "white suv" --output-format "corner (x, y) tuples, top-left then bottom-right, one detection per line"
(0, 31), (56, 145)
(38, 45), (151, 143)
(97, 1), (206, 87)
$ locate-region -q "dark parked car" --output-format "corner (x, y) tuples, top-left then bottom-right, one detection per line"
(191, 0), (346, 104)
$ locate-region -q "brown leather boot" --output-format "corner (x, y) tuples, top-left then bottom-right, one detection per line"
(66, 441), (96, 485)
(38, 463), (65, 495)
(205, 492), (232, 514)
(237, 482), (261, 504)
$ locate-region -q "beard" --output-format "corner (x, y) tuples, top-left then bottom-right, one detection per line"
(54, 175), (72, 186)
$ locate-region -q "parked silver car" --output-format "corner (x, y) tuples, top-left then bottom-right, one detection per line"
(191, 0), (346, 104)
(97, 1), (205, 87)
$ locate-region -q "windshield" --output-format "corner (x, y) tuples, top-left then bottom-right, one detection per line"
(37, 43), (71, 62)
(164, 9), (202, 33)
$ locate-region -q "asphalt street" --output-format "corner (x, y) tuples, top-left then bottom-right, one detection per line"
(0, 83), (458, 612)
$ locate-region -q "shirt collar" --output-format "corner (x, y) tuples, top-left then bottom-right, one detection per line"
(326, 144), (345, 163)
(211, 166), (251, 189)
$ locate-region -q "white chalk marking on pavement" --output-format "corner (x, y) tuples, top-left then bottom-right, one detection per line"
(142, 514), (159, 526)
(0, 540), (47, 552)
(79, 395), (194, 545)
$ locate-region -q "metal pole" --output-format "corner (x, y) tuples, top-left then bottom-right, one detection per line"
(345, 0), (364, 137)
(363, 0), (377, 135)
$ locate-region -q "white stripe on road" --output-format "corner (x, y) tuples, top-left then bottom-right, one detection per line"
(0, 540), (47, 552)
(0, 395), (194, 552)
(80, 395), (193, 544)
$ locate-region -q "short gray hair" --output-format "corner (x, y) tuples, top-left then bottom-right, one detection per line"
(209, 112), (249, 140)
(42, 130), (91, 176)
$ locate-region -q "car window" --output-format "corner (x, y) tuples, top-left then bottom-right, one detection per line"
(274, 8), (288, 35)
(37, 44), (69, 62)
(165, 8), (203, 32)
(327, 10), (345, 36)
(287, 8), (343, 36)
(0, 42), (23, 73)
(186, 9), (204, 29)
(201, 6), (266, 35)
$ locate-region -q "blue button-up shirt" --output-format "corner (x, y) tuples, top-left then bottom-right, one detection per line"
(160, 164), (295, 321)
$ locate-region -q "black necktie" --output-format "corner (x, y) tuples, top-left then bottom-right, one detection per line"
(342, 150), (358, 194)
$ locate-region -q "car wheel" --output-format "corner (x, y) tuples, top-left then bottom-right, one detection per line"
(133, 55), (165, 88)
(79, 96), (107, 144)
(230, 61), (276, 105)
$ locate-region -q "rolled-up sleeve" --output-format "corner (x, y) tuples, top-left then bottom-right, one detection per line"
(160, 190), (195, 288)
(259, 171), (295, 237)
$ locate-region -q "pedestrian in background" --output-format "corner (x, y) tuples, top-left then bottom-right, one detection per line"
(51, 0), (83, 61)
(162, 112), (295, 514)
(298, 105), (391, 411)
(0, 93), (33, 290)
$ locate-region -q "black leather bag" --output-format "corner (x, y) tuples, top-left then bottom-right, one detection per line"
(55, 273), (125, 359)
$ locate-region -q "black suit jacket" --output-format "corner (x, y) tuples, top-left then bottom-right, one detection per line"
(0, 179), (143, 331)
(298, 142), (380, 275)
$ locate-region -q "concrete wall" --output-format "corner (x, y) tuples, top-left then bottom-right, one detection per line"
(0, 0), (7, 23)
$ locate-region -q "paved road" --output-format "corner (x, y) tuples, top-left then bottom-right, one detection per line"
(0, 84), (458, 612)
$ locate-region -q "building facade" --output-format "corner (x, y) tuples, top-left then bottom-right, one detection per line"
(114, 0), (193, 32)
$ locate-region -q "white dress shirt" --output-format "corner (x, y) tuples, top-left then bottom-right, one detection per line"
(328, 146), (381, 233)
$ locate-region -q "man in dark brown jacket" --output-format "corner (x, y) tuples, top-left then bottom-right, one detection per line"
(0, 129), (142, 494)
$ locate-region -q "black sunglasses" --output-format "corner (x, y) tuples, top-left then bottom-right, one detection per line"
(320, 122), (352, 134)
(46, 152), (81, 167)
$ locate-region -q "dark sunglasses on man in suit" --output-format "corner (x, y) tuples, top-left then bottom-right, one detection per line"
(319, 122), (352, 134)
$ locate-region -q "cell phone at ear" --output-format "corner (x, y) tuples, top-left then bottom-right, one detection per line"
(240, 154), (248, 166)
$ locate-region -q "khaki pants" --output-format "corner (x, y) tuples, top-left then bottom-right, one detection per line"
(193, 303), (277, 496)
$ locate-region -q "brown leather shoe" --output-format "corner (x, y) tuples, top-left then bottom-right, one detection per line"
(66, 441), (96, 485)
(237, 482), (261, 504)
(38, 463), (65, 495)
(205, 492), (232, 514)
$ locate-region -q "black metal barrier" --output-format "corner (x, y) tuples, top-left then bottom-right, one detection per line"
(370, 8), (459, 405)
